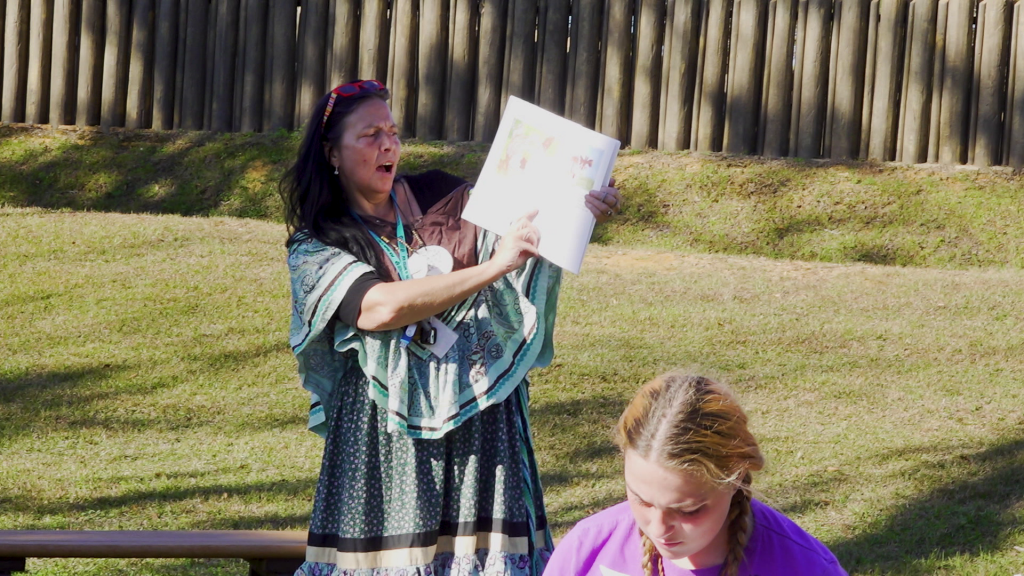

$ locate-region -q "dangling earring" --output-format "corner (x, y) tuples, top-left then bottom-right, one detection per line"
(334, 166), (339, 175)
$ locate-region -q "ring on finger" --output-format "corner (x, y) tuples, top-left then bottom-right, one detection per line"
(606, 209), (613, 217)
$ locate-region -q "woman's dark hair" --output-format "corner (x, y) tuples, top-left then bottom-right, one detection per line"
(280, 81), (392, 275)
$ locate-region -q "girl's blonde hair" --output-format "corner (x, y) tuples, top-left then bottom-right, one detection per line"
(615, 373), (765, 576)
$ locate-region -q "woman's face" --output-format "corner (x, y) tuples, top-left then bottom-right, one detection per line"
(329, 98), (401, 207)
(623, 450), (737, 569)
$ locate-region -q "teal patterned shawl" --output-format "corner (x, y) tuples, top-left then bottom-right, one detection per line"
(287, 228), (561, 440)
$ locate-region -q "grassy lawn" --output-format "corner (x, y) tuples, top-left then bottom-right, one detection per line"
(1, 127), (1023, 575)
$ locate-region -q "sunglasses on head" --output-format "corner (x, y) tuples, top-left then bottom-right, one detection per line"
(321, 80), (387, 131)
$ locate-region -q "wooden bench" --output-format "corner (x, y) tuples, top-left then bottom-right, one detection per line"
(0, 530), (306, 576)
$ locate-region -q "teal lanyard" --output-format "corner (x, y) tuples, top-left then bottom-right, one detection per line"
(350, 191), (411, 281)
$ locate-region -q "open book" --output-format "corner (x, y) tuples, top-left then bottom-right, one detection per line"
(461, 97), (621, 273)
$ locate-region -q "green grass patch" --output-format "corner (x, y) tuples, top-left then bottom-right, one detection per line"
(2, 209), (1023, 575)
(4, 127), (1024, 270)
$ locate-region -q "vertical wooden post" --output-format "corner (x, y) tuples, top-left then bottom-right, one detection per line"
(180, 0), (208, 130)
(49, 0), (76, 126)
(538, 0), (570, 115)
(724, 0), (767, 154)
(474, 0), (508, 140)
(829, 0), (870, 158)
(329, 0), (358, 87)
(927, 0), (947, 162)
(26, 0), (53, 125)
(203, 0), (216, 130)
(446, 0), (477, 140)
(390, 0), (417, 137)
(974, 0), (1012, 166)
(2, 0), (29, 123)
(1007, 0), (1024, 167)
(233, 0), (247, 131)
(630, 0), (665, 148)
(359, 0), (389, 81)
(662, 0), (702, 150)
(153, 0), (179, 129)
(173, 0), (188, 128)
(240, 0), (267, 132)
(859, 0), (879, 158)
(417, 0), (447, 139)
(600, 0), (633, 142)
(568, 0), (602, 128)
(507, 0), (538, 102)
(268, 0), (295, 131)
(126, 0), (155, 129)
(295, 0), (326, 129)
(938, 0), (975, 164)
(101, 0), (130, 129)
(899, 0), (937, 162)
(866, 0), (908, 160)
(763, 0), (798, 156)
(968, 1), (985, 164)
(794, 0), (832, 158)
(695, 0), (729, 151)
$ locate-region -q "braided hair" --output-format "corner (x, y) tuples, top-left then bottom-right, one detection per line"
(616, 373), (765, 576)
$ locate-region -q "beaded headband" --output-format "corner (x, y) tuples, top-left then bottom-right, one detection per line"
(321, 79), (387, 132)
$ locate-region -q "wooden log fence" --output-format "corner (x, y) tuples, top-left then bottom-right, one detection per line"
(3, 0), (1024, 169)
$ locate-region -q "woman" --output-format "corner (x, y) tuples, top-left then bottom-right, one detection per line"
(282, 80), (622, 576)
(544, 373), (847, 576)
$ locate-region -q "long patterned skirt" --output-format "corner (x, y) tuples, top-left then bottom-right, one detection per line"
(294, 370), (552, 576)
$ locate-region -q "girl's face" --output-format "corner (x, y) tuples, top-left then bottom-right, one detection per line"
(623, 450), (737, 569)
(328, 98), (401, 209)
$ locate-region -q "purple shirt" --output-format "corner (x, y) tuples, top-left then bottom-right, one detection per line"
(544, 500), (847, 576)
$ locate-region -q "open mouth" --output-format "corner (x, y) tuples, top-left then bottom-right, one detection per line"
(377, 162), (394, 174)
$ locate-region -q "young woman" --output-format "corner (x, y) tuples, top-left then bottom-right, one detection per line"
(544, 373), (847, 576)
(282, 80), (622, 576)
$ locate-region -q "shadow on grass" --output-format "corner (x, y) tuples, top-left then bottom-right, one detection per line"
(810, 436), (1024, 574)
(0, 126), (487, 220)
(6, 475), (313, 531)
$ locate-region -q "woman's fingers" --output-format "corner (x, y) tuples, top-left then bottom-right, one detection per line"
(585, 185), (622, 223)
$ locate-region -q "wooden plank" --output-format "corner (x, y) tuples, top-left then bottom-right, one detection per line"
(937, 0), (975, 164)
(473, 0), (508, 140)
(0, 0), (5, 114)
(153, 0), (179, 130)
(75, 0), (103, 126)
(630, 0), (664, 147)
(764, 0), (799, 156)
(389, 0), (417, 136)
(211, 0), (240, 132)
(416, 0), (447, 139)
(538, 0), (570, 114)
(829, 0), (871, 159)
(567, 0), (602, 128)
(600, 0), (632, 141)
(0, 531), (306, 559)
(866, 0), (908, 160)
(662, 0), (702, 150)
(2, 0), (29, 123)
(507, 0), (538, 102)
(1008, 1), (1024, 167)
(203, 0), (216, 130)
(329, 0), (358, 87)
(233, 0), (247, 131)
(173, 0), (188, 128)
(268, 0), (295, 131)
(446, 0), (476, 140)
(180, 0), (208, 130)
(240, 0), (267, 132)
(789, 0), (808, 154)
(695, 0), (729, 151)
(659, 0), (677, 147)
(899, 0), (937, 162)
(967, 0), (985, 164)
(101, 0), (131, 129)
(295, 0), (327, 129)
(974, 0), (1012, 166)
(1003, 0), (1019, 165)
(927, 0), (947, 162)
(25, 0), (53, 124)
(126, 0), (156, 129)
(49, 0), (76, 126)
(794, 0), (832, 158)
(359, 0), (389, 81)
(724, 0), (767, 154)
(859, 0), (879, 158)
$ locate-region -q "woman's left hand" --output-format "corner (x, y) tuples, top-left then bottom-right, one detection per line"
(585, 178), (622, 224)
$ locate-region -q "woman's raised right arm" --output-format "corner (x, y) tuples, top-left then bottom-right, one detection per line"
(355, 211), (540, 331)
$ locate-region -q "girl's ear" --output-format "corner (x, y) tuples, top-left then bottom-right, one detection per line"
(323, 143), (338, 169)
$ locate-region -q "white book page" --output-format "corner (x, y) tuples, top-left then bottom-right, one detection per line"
(461, 97), (621, 273)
